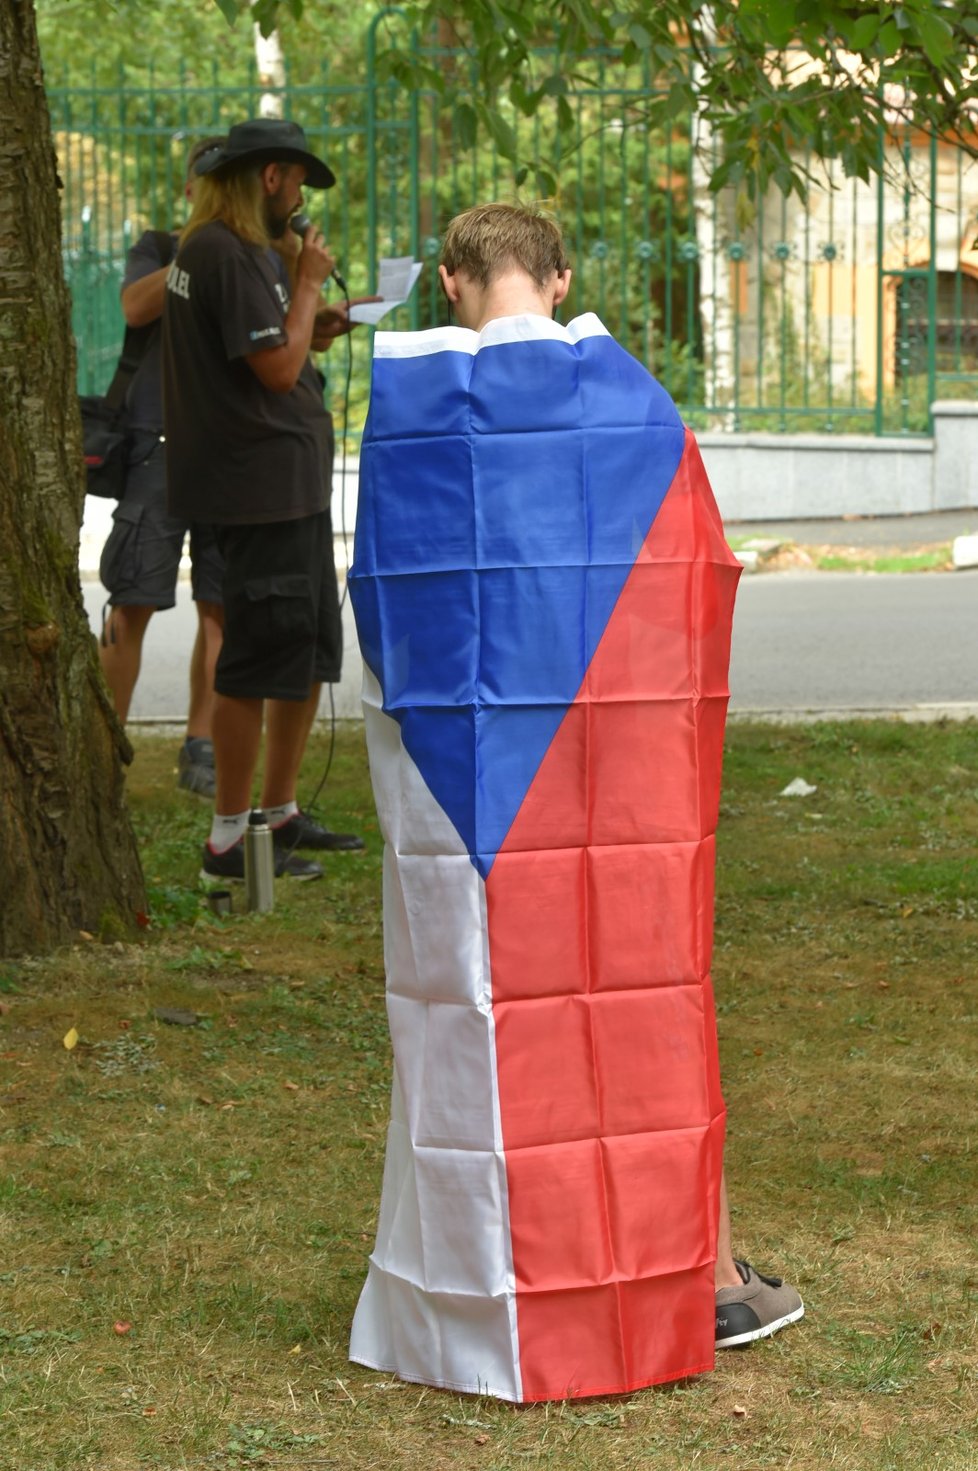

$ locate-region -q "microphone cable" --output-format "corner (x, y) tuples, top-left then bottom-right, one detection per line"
(297, 260), (354, 835)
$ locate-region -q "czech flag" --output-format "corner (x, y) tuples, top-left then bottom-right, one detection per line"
(348, 313), (741, 1402)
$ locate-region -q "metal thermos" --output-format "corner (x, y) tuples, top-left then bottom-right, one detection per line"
(244, 809), (275, 912)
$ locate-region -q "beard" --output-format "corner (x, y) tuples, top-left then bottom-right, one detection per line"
(263, 186), (293, 239)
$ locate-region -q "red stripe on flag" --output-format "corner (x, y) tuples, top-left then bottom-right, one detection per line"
(486, 430), (739, 1400)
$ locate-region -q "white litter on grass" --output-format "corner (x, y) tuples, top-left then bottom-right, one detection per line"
(952, 534), (978, 569)
(781, 777), (818, 797)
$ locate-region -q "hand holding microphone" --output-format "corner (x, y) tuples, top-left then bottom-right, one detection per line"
(291, 213), (346, 294)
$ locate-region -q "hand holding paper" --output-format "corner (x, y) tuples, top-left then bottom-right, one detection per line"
(348, 256), (424, 324)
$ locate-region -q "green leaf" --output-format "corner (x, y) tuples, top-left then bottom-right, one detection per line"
(749, 0), (796, 48)
(556, 95), (574, 133)
(251, 0), (281, 37)
(213, 0), (241, 23)
(514, 165), (529, 187)
(878, 19), (901, 56)
(666, 80), (691, 115)
(541, 74), (568, 97)
(846, 13), (880, 52)
(454, 101), (477, 152)
(893, 7), (911, 32)
(914, 11), (954, 67)
(535, 167), (557, 198)
(628, 22), (651, 49)
(485, 109), (518, 159)
(510, 77), (541, 117)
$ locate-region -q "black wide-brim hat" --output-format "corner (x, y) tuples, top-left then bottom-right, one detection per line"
(194, 118), (335, 189)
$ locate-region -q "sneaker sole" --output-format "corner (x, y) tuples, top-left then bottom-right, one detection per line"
(198, 867), (323, 885)
(199, 868), (244, 886)
(179, 775), (216, 800)
(716, 1302), (805, 1349)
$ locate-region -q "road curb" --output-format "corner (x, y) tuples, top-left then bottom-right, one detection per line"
(728, 703), (978, 724)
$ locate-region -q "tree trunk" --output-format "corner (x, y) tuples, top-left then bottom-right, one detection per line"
(0, 0), (145, 957)
(252, 1), (286, 119)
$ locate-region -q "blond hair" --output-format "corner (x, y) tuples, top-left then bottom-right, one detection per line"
(180, 164), (269, 249)
(441, 203), (568, 289)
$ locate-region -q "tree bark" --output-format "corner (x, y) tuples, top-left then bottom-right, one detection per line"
(0, 0), (145, 957)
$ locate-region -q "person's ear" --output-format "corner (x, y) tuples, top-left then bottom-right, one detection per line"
(552, 267), (572, 310)
(438, 263), (461, 306)
(260, 161), (281, 197)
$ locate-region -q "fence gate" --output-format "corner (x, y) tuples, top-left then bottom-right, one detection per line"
(49, 18), (977, 439)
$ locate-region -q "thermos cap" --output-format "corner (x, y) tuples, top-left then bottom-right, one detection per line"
(249, 808), (268, 825)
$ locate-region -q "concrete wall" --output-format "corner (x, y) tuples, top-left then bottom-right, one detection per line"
(931, 403), (978, 513)
(79, 400), (978, 580)
(699, 431), (935, 521)
(700, 402), (978, 521)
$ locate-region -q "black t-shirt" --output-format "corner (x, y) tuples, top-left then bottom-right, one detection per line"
(161, 221), (332, 525)
(121, 230), (178, 433)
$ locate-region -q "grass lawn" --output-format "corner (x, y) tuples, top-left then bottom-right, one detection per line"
(726, 537), (955, 574)
(1, 718), (977, 1470)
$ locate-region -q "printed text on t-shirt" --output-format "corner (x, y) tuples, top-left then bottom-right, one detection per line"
(166, 261), (191, 300)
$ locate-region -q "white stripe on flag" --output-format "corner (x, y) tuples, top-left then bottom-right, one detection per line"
(373, 311), (610, 360)
(350, 666), (523, 1401)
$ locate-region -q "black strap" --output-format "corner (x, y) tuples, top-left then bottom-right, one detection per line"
(103, 230), (178, 411)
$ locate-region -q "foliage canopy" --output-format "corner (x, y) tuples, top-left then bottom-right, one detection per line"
(208, 0), (978, 198)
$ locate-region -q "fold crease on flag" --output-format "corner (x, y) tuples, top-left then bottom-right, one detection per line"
(348, 312), (741, 1402)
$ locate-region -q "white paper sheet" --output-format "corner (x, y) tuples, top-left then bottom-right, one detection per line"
(349, 256), (424, 324)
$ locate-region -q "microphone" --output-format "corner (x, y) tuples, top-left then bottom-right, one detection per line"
(290, 213), (348, 294)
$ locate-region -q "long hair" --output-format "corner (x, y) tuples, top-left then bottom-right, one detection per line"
(180, 164), (269, 249)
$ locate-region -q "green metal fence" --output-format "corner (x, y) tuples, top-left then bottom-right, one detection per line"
(49, 13), (978, 438)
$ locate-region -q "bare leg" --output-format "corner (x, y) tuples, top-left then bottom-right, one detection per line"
(98, 604), (155, 723)
(211, 692), (264, 815)
(715, 1169), (741, 1289)
(260, 684), (321, 809)
(186, 599), (224, 740)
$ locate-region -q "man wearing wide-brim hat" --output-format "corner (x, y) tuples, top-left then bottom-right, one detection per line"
(162, 117), (366, 885)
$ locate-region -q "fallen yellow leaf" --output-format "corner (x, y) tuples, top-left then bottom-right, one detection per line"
(63, 1027), (79, 1051)
(288, 1343), (302, 1356)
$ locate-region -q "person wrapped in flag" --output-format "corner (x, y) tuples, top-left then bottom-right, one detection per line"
(347, 204), (803, 1402)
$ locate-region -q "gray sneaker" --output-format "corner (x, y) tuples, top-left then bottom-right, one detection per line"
(178, 737), (216, 799)
(715, 1261), (804, 1348)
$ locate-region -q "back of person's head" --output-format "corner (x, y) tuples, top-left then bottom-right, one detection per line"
(441, 203), (568, 289)
(185, 135), (226, 181)
(180, 159), (269, 249)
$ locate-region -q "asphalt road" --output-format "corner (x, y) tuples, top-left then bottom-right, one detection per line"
(727, 569), (977, 716)
(80, 568), (978, 722)
(727, 508), (977, 549)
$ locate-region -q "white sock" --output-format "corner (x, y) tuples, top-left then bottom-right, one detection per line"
(265, 800), (298, 830)
(208, 811), (250, 853)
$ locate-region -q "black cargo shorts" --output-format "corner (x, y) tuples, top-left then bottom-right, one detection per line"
(213, 509), (342, 701)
